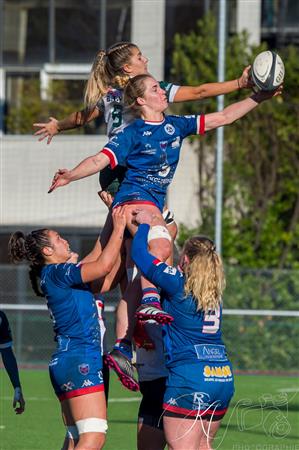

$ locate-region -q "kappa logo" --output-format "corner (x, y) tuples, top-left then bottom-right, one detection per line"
(81, 379), (94, 388)
(164, 123), (175, 135)
(143, 130), (152, 136)
(61, 381), (75, 391)
(167, 397), (178, 406)
(78, 363), (90, 375)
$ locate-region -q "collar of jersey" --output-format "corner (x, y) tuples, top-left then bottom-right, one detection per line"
(143, 117), (165, 125)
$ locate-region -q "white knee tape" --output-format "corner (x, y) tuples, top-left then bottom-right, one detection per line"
(147, 225), (172, 242)
(126, 265), (140, 282)
(76, 418), (108, 434)
(66, 425), (79, 440)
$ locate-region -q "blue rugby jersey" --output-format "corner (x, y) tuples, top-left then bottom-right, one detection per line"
(131, 224), (225, 368)
(102, 114), (205, 211)
(40, 263), (101, 353)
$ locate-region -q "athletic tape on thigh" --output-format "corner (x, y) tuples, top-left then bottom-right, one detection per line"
(66, 425), (79, 440)
(76, 418), (108, 434)
(126, 265), (140, 282)
(147, 226), (171, 242)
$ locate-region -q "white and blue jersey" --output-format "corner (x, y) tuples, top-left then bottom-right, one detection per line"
(40, 263), (104, 401)
(131, 224), (234, 420)
(102, 114), (205, 211)
(97, 81), (180, 138)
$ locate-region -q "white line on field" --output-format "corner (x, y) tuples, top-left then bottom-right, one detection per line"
(277, 388), (299, 393)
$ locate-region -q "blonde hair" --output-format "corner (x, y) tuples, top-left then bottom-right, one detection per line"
(183, 236), (225, 312)
(84, 42), (138, 109)
(123, 74), (153, 117)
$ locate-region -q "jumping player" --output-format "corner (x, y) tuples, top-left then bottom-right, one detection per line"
(131, 210), (234, 450)
(8, 206), (127, 450)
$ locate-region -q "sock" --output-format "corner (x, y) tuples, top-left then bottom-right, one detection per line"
(114, 338), (132, 359)
(141, 288), (161, 307)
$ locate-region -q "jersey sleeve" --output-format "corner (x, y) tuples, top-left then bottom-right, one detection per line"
(100, 127), (135, 169)
(173, 114), (205, 139)
(131, 224), (183, 296)
(0, 311), (13, 348)
(159, 81), (180, 103)
(49, 263), (83, 288)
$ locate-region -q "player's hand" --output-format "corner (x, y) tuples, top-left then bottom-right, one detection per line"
(134, 209), (155, 225)
(48, 169), (71, 193)
(238, 66), (254, 89)
(252, 85), (283, 103)
(13, 387), (25, 414)
(33, 117), (59, 144)
(111, 206), (127, 232)
(98, 190), (114, 208)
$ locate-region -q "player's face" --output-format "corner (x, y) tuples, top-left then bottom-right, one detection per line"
(47, 230), (72, 262)
(125, 47), (148, 76)
(142, 77), (168, 112)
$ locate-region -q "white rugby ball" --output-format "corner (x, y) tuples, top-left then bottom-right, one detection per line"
(251, 51), (285, 91)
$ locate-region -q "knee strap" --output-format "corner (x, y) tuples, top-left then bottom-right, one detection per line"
(147, 225), (172, 242)
(66, 425), (79, 440)
(76, 418), (108, 434)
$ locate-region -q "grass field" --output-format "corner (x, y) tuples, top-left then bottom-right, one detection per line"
(0, 369), (298, 450)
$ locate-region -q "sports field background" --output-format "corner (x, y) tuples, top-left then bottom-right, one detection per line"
(0, 369), (298, 450)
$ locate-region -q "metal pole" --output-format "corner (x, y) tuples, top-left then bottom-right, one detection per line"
(100, 0), (107, 49)
(215, 0), (227, 254)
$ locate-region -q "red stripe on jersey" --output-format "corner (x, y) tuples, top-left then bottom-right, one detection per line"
(153, 258), (162, 266)
(113, 200), (157, 208)
(198, 115), (205, 135)
(101, 148), (118, 169)
(58, 385), (104, 402)
(163, 403), (227, 417)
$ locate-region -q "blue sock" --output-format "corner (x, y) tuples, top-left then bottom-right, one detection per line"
(114, 339), (132, 359)
(141, 288), (160, 306)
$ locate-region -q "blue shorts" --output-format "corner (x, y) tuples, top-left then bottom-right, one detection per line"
(163, 361), (234, 421)
(49, 351), (104, 402)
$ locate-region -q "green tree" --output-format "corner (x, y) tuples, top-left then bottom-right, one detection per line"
(171, 13), (299, 269)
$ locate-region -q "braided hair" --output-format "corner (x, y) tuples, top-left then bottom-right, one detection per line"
(84, 42), (138, 109)
(8, 229), (51, 297)
(183, 236), (225, 312)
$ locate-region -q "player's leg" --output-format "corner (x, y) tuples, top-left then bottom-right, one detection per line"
(137, 378), (167, 450)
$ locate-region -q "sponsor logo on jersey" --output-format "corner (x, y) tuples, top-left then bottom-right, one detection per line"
(61, 381), (75, 391)
(203, 365), (232, 379)
(108, 136), (119, 147)
(163, 266), (177, 275)
(81, 379), (94, 387)
(49, 357), (58, 367)
(78, 363), (90, 375)
(164, 123), (175, 135)
(143, 130), (152, 136)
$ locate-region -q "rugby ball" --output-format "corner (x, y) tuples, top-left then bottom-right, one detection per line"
(251, 51), (285, 91)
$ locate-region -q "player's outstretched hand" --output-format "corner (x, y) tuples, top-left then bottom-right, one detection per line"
(48, 169), (71, 193)
(33, 117), (59, 144)
(252, 85), (283, 103)
(13, 387), (25, 415)
(238, 65), (254, 89)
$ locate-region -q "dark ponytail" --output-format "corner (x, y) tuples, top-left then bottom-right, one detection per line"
(8, 229), (50, 298)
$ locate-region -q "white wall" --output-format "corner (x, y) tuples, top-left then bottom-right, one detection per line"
(1, 135), (201, 228)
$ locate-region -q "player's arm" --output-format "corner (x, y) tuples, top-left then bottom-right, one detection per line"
(0, 347), (25, 414)
(131, 219), (181, 295)
(48, 151), (110, 193)
(204, 88), (281, 131)
(173, 66), (252, 102)
(33, 107), (102, 144)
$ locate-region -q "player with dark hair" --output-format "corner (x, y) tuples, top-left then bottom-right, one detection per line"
(8, 207), (127, 450)
(0, 310), (25, 414)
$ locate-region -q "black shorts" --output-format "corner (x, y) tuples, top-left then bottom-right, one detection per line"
(138, 377), (167, 430)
